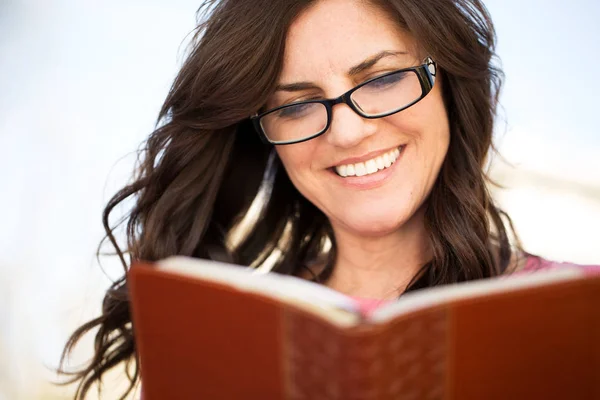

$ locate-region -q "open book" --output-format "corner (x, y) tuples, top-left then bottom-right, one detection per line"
(128, 256), (600, 400)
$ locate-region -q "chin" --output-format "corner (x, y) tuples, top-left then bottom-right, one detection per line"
(335, 205), (413, 237)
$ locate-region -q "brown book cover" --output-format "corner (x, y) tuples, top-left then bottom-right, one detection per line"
(128, 256), (600, 400)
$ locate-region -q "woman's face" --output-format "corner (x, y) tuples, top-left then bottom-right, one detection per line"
(272, 0), (450, 237)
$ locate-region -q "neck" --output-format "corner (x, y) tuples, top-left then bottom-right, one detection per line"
(325, 208), (430, 300)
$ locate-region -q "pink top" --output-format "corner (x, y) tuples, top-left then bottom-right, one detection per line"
(520, 255), (600, 275)
(351, 255), (600, 316)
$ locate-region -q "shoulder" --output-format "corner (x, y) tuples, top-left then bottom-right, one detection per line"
(511, 253), (600, 276)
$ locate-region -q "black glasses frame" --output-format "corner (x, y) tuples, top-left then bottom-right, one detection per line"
(251, 57), (437, 145)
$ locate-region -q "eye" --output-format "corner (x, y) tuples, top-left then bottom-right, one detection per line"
(363, 71), (407, 90)
(276, 102), (321, 119)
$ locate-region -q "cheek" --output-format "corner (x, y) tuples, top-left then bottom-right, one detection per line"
(386, 89), (450, 155)
(421, 86), (451, 145)
(383, 91), (450, 202)
(275, 143), (317, 187)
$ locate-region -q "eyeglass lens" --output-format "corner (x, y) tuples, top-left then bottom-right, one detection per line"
(260, 69), (423, 143)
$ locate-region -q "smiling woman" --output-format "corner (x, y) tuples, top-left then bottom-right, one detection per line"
(57, 0), (597, 399)
(267, 2), (453, 293)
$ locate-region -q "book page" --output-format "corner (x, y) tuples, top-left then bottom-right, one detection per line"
(369, 267), (584, 323)
(157, 256), (360, 326)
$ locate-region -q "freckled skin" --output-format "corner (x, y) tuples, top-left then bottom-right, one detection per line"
(273, 0), (450, 239)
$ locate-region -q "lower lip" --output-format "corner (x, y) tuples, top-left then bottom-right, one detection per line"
(330, 145), (405, 190)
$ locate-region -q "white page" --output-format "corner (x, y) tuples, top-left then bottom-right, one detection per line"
(157, 256), (360, 326)
(369, 267), (584, 323)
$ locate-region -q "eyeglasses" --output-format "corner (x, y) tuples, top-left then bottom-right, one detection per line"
(251, 57), (437, 145)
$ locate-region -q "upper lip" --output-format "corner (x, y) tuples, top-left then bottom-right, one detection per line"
(330, 145), (403, 168)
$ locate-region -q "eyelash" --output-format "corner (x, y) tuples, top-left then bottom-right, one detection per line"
(275, 69), (401, 107)
(279, 95), (321, 108)
(363, 70), (397, 82)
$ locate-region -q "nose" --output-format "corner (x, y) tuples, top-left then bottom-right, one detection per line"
(325, 103), (376, 149)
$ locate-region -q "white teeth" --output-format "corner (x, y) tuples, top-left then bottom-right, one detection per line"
(365, 159), (378, 174)
(375, 156), (385, 170)
(346, 164), (355, 176)
(334, 147), (403, 178)
(354, 162), (367, 177)
(383, 153), (391, 168)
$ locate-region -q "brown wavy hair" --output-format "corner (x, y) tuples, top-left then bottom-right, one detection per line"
(59, 0), (518, 398)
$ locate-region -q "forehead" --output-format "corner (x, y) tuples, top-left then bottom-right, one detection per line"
(281, 0), (415, 81)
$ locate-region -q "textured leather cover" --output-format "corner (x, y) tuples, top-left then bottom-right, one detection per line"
(128, 261), (600, 400)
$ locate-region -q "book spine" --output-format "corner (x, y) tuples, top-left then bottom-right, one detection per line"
(281, 308), (449, 400)
(371, 308), (448, 400)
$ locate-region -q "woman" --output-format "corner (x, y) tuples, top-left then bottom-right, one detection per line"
(59, 0), (598, 398)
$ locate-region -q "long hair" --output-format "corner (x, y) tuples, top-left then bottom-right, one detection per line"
(58, 0), (516, 398)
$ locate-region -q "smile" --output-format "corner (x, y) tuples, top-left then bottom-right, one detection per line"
(334, 146), (404, 177)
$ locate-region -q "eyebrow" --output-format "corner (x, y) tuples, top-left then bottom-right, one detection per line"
(275, 50), (408, 92)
